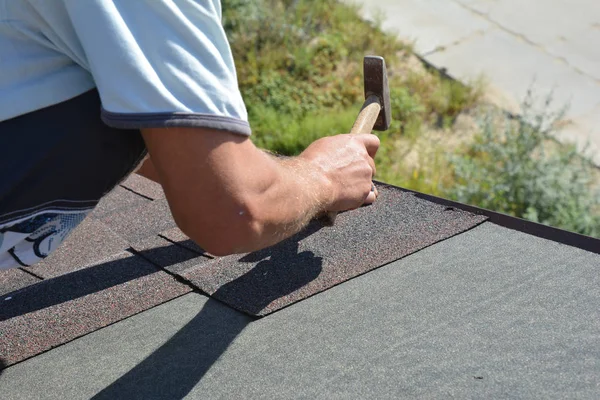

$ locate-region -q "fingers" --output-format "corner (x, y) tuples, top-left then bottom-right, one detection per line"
(352, 133), (380, 158)
(352, 133), (378, 178)
(363, 183), (378, 204)
(303, 133), (380, 212)
(367, 155), (376, 179)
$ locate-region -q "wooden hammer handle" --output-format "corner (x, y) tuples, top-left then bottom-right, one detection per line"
(350, 95), (383, 134)
(320, 95), (381, 226)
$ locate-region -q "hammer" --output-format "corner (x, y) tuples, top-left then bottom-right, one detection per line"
(319, 55), (392, 226)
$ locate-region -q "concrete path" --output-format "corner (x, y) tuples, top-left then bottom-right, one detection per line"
(345, 0), (600, 163)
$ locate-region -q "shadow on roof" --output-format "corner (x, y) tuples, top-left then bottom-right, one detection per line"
(0, 254), (159, 321)
(179, 186), (488, 316)
(213, 221), (325, 315)
(91, 299), (249, 400)
(92, 238), (322, 400)
(0, 242), (202, 321)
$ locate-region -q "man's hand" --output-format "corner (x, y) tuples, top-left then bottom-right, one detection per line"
(298, 133), (380, 212)
(140, 127), (379, 256)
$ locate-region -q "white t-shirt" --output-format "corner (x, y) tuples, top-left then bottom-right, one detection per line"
(0, 0), (250, 270)
(0, 0), (250, 134)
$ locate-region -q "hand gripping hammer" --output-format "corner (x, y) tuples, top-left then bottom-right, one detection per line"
(320, 55), (392, 226)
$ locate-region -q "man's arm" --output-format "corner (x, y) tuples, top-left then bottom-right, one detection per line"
(56, 0), (379, 254)
(141, 127), (379, 256)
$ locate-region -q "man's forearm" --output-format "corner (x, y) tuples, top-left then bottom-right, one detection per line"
(141, 127), (334, 255)
(134, 151), (328, 235)
(236, 151), (332, 251)
(141, 127), (377, 256)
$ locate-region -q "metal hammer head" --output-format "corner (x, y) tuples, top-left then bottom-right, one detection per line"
(363, 56), (391, 131)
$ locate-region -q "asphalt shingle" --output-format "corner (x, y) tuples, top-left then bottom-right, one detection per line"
(89, 185), (150, 219)
(0, 269), (41, 297)
(0, 251), (191, 368)
(25, 218), (129, 279)
(179, 184), (487, 316)
(101, 198), (177, 243)
(131, 234), (211, 274)
(119, 173), (165, 200)
(159, 227), (208, 256)
(3, 223), (598, 399)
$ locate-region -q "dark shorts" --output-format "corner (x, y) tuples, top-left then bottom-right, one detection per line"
(0, 90), (147, 269)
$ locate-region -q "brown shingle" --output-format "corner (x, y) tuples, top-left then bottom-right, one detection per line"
(131, 234), (211, 274)
(179, 185), (487, 316)
(120, 173), (165, 200)
(90, 185), (150, 219)
(25, 218), (129, 279)
(101, 198), (177, 243)
(0, 268), (40, 297)
(0, 251), (191, 367)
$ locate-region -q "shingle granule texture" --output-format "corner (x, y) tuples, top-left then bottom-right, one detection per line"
(25, 218), (129, 279)
(120, 173), (165, 200)
(179, 184), (487, 316)
(159, 227), (208, 256)
(0, 252), (191, 368)
(89, 185), (150, 219)
(0, 269), (40, 297)
(101, 198), (177, 243)
(131, 234), (211, 274)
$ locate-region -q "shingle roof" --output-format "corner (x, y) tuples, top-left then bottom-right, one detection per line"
(0, 174), (199, 367)
(0, 268), (40, 297)
(175, 185), (486, 316)
(2, 222), (599, 399)
(0, 252), (191, 366)
(1, 173), (599, 399)
(0, 176), (484, 367)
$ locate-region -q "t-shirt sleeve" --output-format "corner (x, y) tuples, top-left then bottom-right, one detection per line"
(62, 0), (250, 135)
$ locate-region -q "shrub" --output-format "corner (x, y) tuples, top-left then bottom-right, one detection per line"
(446, 93), (600, 237)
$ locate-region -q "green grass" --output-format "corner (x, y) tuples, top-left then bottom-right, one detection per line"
(222, 0), (479, 157)
(222, 0), (600, 237)
(248, 105), (359, 155)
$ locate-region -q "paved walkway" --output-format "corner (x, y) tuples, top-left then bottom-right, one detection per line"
(346, 0), (600, 164)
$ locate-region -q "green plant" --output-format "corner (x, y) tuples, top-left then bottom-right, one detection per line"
(222, 1), (599, 237)
(249, 105), (359, 155)
(222, 0), (483, 148)
(223, 0), (408, 126)
(446, 93), (600, 237)
(388, 86), (425, 140)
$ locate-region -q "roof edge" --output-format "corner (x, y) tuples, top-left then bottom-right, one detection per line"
(375, 181), (600, 255)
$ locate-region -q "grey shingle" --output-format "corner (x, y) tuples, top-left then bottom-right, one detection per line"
(3, 223), (598, 399)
